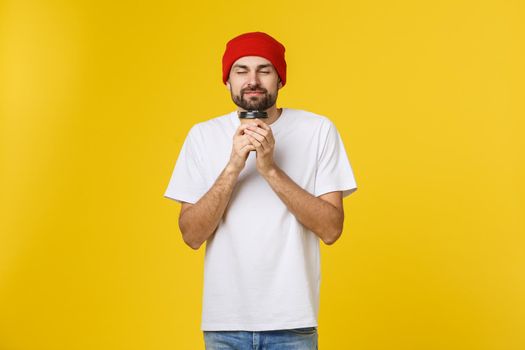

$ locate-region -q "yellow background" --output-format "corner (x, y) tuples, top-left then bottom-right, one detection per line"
(1, 0), (524, 349)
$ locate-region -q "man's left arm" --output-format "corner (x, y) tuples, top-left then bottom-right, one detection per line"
(244, 120), (346, 245)
(264, 167), (344, 245)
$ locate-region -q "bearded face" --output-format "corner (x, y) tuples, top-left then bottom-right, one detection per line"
(227, 56), (282, 111)
(231, 83), (279, 111)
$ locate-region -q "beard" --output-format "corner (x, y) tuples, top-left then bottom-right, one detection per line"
(231, 84), (278, 111)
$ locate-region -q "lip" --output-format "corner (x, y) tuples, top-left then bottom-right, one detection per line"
(244, 91), (264, 94)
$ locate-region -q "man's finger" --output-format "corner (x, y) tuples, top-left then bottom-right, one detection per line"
(246, 126), (269, 137)
(235, 123), (255, 136)
(247, 134), (264, 150)
(254, 119), (271, 131)
(237, 137), (251, 148)
(246, 126), (274, 145)
(245, 129), (266, 144)
(240, 144), (255, 153)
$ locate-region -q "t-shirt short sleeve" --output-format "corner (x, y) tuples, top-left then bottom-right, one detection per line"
(314, 121), (358, 198)
(164, 126), (209, 204)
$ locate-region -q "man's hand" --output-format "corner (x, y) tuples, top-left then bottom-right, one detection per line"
(244, 119), (276, 176)
(229, 124), (256, 172)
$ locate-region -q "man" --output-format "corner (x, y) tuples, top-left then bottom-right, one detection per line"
(164, 32), (357, 349)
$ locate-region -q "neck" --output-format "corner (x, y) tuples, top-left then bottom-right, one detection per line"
(238, 105), (282, 125)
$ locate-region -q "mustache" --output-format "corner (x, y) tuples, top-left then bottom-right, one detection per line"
(241, 86), (268, 94)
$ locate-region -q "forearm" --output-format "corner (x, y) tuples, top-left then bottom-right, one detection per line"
(179, 164), (240, 249)
(262, 166), (344, 245)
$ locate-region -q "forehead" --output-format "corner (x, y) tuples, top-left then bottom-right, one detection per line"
(232, 56), (273, 68)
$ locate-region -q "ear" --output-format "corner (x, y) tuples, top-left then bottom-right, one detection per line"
(226, 81), (231, 91)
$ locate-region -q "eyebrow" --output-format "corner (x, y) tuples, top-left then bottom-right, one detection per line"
(232, 64), (272, 70)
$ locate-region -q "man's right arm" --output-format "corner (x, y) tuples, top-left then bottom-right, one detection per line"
(178, 123), (255, 250)
(178, 164), (241, 250)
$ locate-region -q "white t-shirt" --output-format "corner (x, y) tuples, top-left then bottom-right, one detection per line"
(164, 108), (357, 331)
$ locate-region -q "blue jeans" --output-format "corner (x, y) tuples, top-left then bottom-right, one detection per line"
(203, 327), (318, 350)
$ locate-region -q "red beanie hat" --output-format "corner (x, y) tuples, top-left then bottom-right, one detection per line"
(222, 32), (287, 86)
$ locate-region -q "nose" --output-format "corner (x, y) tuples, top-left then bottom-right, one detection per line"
(246, 70), (260, 87)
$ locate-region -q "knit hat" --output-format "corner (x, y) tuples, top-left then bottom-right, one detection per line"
(222, 32), (287, 86)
